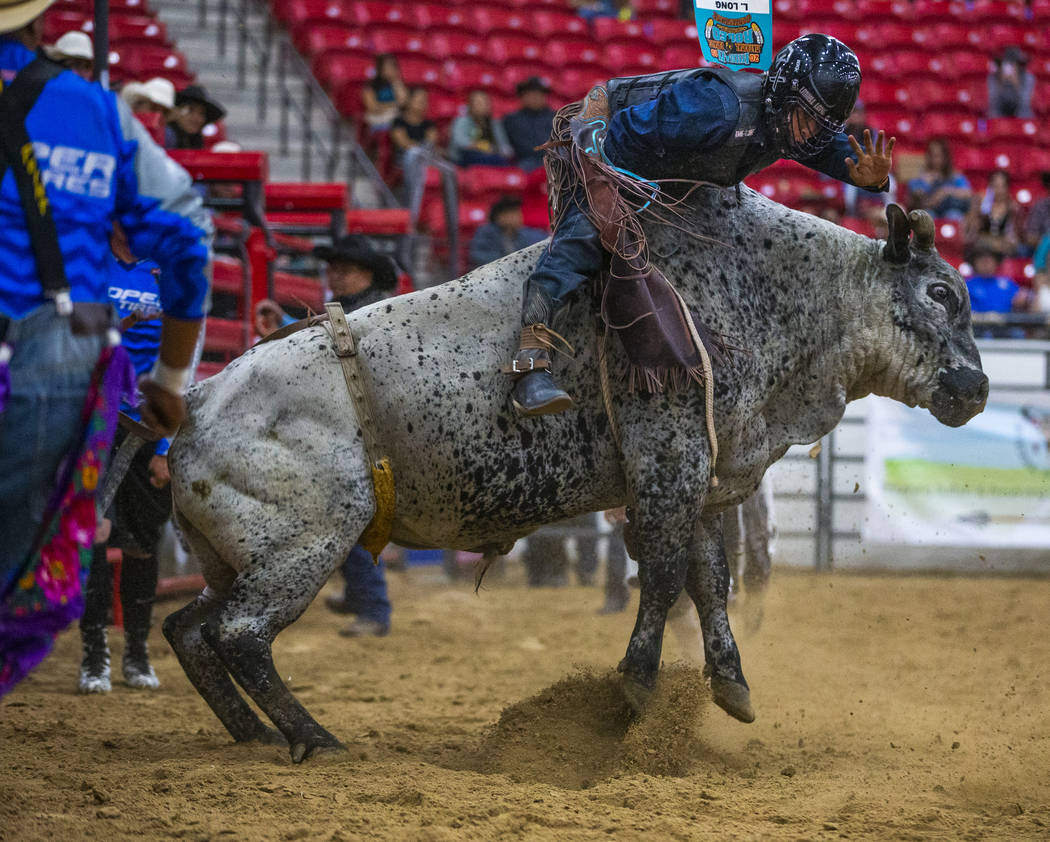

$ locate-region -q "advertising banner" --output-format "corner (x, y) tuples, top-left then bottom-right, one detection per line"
(694, 0), (774, 71)
(864, 394), (1050, 547)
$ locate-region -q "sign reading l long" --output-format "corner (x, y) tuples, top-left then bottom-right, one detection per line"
(694, 0), (774, 72)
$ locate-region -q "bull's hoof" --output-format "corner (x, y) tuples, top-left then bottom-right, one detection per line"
(710, 676), (755, 723)
(290, 735), (348, 764)
(621, 674), (652, 714)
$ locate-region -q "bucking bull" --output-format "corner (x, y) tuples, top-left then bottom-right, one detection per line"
(165, 190), (987, 762)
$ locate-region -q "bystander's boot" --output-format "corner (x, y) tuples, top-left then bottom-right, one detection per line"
(78, 544), (112, 693)
(120, 553), (160, 690)
(505, 286), (574, 416)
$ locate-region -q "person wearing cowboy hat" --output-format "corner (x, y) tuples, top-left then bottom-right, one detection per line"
(503, 76), (556, 172)
(988, 44), (1034, 119)
(252, 235), (399, 638)
(165, 83), (225, 149)
(0, 0), (211, 695)
(121, 76), (175, 117)
(45, 29), (92, 80)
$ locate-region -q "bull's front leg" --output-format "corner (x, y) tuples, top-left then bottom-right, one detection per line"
(684, 512), (755, 723)
(616, 446), (707, 712)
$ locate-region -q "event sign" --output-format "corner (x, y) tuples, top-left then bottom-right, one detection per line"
(694, 0), (774, 71)
(864, 394), (1050, 547)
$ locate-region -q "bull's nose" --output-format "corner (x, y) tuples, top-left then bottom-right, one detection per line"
(939, 367), (989, 404)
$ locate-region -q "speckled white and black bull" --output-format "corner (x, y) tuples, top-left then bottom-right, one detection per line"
(165, 192), (987, 763)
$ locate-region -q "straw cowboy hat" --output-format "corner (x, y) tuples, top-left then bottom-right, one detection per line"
(0, 0), (57, 34)
(45, 29), (92, 61)
(141, 76), (175, 110)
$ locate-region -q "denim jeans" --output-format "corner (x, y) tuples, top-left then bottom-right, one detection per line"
(340, 544), (391, 625)
(526, 196), (603, 307)
(0, 304), (105, 591)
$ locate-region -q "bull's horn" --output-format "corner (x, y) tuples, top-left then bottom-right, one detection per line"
(882, 203), (910, 264)
(908, 210), (936, 251)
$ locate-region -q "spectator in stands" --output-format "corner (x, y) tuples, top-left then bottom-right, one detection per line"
(503, 77), (555, 173)
(45, 30), (92, 80)
(469, 196), (547, 269)
(121, 77), (175, 118)
(988, 45), (1034, 119)
(362, 53), (408, 133)
(966, 245), (1025, 337)
(964, 169), (1021, 259)
(449, 89), (513, 167)
(1023, 171), (1050, 253)
(390, 86), (437, 164)
(907, 138), (972, 220)
(166, 84), (225, 150)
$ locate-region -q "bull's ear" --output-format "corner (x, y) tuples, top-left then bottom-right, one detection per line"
(883, 203), (910, 265)
(908, 210), (936, 251)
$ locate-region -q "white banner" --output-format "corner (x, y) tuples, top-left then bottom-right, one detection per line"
(864, 393), (1050, 547)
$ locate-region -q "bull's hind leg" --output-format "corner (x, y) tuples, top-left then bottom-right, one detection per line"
(163, 515), (283, 744)
(203, 532), (355, 763)
(683, 512), (754, 723)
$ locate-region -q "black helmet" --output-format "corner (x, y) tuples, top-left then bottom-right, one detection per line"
(765, 34), (861, 158)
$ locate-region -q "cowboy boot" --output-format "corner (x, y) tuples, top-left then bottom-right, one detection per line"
(507, 285), (574, 416)
(120, 553), (160, 690)
(78, 544), (112, 694)
(78, 624), (112, 694)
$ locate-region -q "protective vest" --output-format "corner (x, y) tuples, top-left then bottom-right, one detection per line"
(606, 67), (781, 185)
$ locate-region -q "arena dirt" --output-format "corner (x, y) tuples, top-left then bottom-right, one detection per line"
(2, 568), (1048, 840)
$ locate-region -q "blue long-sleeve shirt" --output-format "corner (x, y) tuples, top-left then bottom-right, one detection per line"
(604, 73), (885, 191)
(0, 38), (212, 321)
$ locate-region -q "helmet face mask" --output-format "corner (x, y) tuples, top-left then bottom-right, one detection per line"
(765, 34), (861, 159)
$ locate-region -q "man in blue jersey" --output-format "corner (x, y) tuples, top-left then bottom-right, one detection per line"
(0, 0), (211, 694)
(78, 237), (177, 693)
(504, 34), (896, 416)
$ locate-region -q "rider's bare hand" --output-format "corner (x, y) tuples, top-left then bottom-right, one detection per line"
(845, 129), (895, 188)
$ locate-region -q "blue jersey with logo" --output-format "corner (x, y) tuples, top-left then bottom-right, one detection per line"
(108, 257), (170, 454)
(967, 274), (1019, 314)
(0, 38), (211, 322)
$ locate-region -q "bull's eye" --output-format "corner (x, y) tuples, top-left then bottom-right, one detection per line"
(927, 282), (957, 316)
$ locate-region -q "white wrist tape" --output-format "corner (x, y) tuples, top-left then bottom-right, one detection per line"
(149, 360), (191, 394)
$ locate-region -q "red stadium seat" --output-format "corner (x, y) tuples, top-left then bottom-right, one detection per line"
(395, 55), (443, 88)
(274, 0), (350, 28)
(1032, 0), (1050, 23)
(773, 0), (820, 20)
(631, 0), (679, 19)
(913, 111), (980, 144)
(1034, 81), (1050, 117)
(486, 33), (544, 64)
(273, 271), (325, 311)
(800, 20), (860, 46)
(546, 36), (603, 69)
(856, 21), (914, 49)
(424, 28), (485, 61)
(530, 9), (588, 39)
(297, 24), (365, 58)
(967, 24), (1027, 55)
(949, 83), (988, 114)
(868, 51), (932, 80)
(904, 0), (952, 21)
(854, 0), (897, 21)
(83, 14), (169, 46)
(424, 200), (489, 237)
(312, 49), (372, 92)
(426, 89), (461, 122)
(441, 58), (502, 94)
(950, 0), (1023, 21)
(168, 149), (268, 183)
(458, 166), (528, 202)
(603, 43), (661, 76)
(646, 19), (697, 48)
(368, 25), (428, 55)
(411, 3), (468, 29)
(351, 0), (412, 28)
(467, 5), (530, 36)
(838, 216), (877, 237)
(500, 61), (552, 92)
(43, 7), (86, 39)
(928, 51), (990, 82)
(912, 22), (971, 51)
(109, 45), (192, 86)
(591, 17), (647, 44)
(984, 118), (1041, 144)
(859, 79), (909, 107)
(345, 208), (413, 234)
(549, 65), (609, 101)
(663, 44), (703, 69)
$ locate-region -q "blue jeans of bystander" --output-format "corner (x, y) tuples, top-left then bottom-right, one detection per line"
(340, 544), (392, 625)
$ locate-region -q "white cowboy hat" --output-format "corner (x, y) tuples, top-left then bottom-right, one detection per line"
(120, 81), (146, 108)
(141, 76), (175, 110)
(0, 0), (56, 34)
(46, 29), (93, 61)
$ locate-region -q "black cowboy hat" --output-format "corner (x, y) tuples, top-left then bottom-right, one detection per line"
(174, 84), (226, 124)
(515, 75), (551, 97)
(313, 236), (397, 291)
